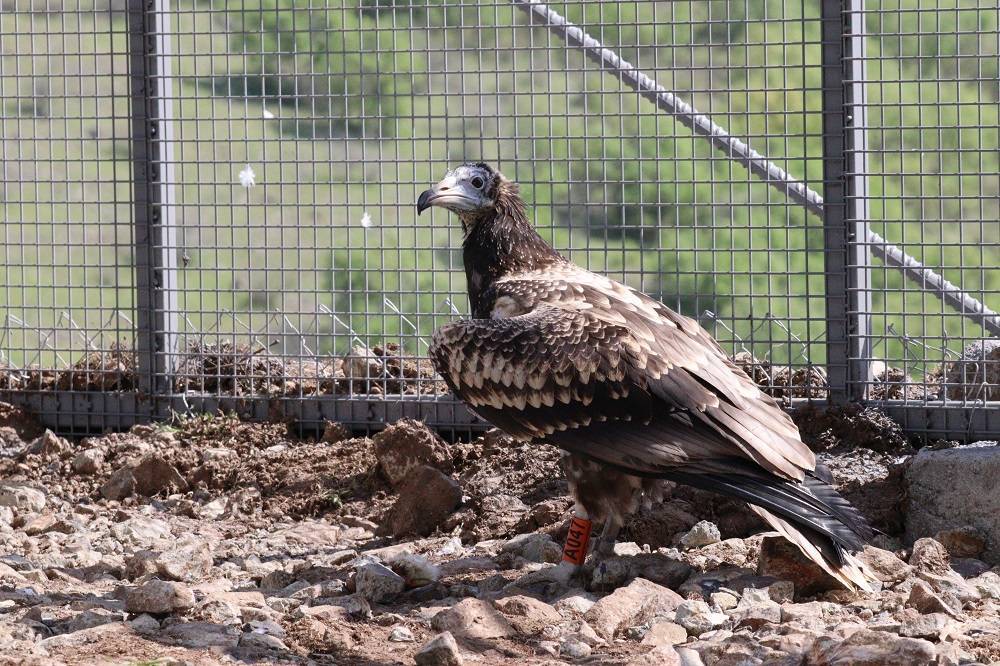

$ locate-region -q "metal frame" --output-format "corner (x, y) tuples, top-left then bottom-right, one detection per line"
(129, 0), (179, 412)
(821, 0), (872, 404)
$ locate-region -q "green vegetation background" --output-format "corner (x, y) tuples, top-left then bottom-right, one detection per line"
(1, 0), (997, 375)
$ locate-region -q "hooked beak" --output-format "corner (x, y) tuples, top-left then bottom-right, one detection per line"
(416, 189), (436, 215)
(416, 176), (479, 215)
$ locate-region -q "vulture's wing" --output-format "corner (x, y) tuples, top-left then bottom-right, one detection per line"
(430, 275), (815, 482)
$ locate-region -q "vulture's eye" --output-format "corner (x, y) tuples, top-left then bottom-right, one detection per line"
(471, 177), (484, 189)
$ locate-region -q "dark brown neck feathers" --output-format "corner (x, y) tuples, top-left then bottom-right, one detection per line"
(461, 179), (565, 316)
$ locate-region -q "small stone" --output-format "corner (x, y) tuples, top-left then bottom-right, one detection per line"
(674, 600), (728, 636)
(388, 625), (414, 642)
(757, 535), (841, 596)
(72, 448), (104, 475)
(898, 610), (951, 640)
(728, 598), (781, 630)
(125, 579), (195, 614)
(627, 645), (682, 666)
(500, 532), (562, 564)
(560, 636), (592, 659)
(128, 613), (160, 633)
(906, 579), (959, 617)
(806, 628), (937, 664)
(414, 631), (463, 666)
(355, 562), (405, 603)
(431, 598), (515, 639)
(379, 466), (462, 538)
(239, 631), (287, 650)
(909, 538), (951, 574)
(710, 591), (738, 610)
(933, 526), (985, 559)
(680, 521), (722, 549)
(969, 571), (1000, 600)
(554, 590), (597, 616)
(858, 546), (913, 584)
(0, 482), (46, 513)
(641, 621), (687, 647)
(493, 595), (561, 636)
(585, 577), (685, 640)
(389, 553), (440, 588)
(614, 542), (644, 557)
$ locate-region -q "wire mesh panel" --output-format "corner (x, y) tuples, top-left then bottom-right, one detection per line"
(857, 0), (1000, 436)
(132, 0), (831, 430)
(1, 1), (138, 432)
(1, 0), (995, 438)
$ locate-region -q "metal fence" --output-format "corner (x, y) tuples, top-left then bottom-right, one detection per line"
(1, 0), (997, 439)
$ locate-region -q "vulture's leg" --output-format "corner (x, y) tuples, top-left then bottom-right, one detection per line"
(559, 504), (593, 571)
(594, 514), (623, 557)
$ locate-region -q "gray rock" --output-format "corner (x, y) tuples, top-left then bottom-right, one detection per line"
(680, 521), (722, 549)
(389, 552), (440, 588)
(674, 600), (728, 636)
(431, 598), (515, 639)
(641, 620), (687, 647)
(969, 571), (1000, 600)
(899, 610), (951, 640)
(388, 625), (414, 642)
(415, 631), (463, 666)
(125, 579), (195, 614)
(906, 444), (1000, 563)
(493, 594), (561, 636)
(128, 613), (161, 633)
(0, 483), (45, 513)
(806, 628), (937, 665)
(239, 631), (287, 650)
(355, 562), (405, 603)
(501, 532), (562, 564)
(589, 553), (692, 592)
(585, 577), (684, 640)
(72, 448), (104, 475)
(560, 636), (592, 659)
(909, 538), (951, 574)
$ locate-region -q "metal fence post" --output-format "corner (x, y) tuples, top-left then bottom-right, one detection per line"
(129, 0), (179, 416)
(821, 0), (872, 404)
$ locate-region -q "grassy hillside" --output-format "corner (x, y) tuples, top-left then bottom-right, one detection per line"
(1, 0), (997, 381)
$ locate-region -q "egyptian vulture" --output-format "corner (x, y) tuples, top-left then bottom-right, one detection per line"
(418, 163), (875, 591)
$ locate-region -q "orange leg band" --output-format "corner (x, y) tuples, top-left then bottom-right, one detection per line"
(561, 516), (594, 566)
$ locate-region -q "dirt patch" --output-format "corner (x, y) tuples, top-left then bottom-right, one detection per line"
(793, 402), (911, 454)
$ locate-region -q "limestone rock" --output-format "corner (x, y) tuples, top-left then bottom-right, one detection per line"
(757, 535), (841, 597)
(0, 483), (46, 513)
(355, 562), (405, 603)
(681, 521), (722, 549)
(431, 598), (515, 639)
(493, 595), (561, 635)
(500, 532), (562, 564)
(806, 628), (937, 665)
(584, 577), (684, 640)
(906, 444), (1000, 563)
(125, 579), (195, 614)
(414, 631), (463, 666)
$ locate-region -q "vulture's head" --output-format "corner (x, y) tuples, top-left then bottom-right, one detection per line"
(416, 162), (510, 223)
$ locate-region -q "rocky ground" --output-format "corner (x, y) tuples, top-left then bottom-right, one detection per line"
(0, 402), (998, 665)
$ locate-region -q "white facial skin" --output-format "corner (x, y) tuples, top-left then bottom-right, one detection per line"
(417, 164), (495, 215)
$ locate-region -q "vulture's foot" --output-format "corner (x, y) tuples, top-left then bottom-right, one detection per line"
(505, 560), (580, 598)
